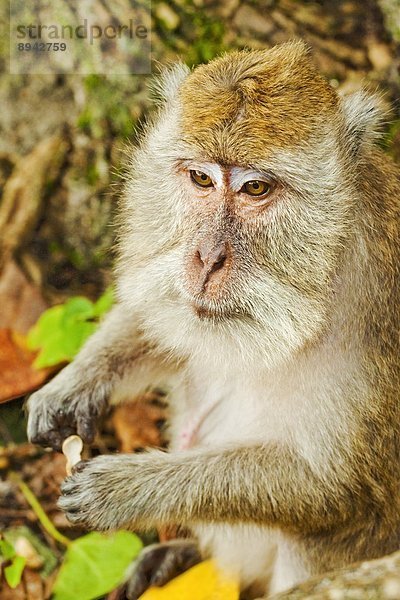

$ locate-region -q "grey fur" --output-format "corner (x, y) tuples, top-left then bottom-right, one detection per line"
(27, 43), (400, 597)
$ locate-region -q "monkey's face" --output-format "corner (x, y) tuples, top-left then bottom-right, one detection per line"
(119, 138), (351, 368)
(118, 43), (367, 367)
(170, 141), (351, 330)
(178, 161), (278, 321)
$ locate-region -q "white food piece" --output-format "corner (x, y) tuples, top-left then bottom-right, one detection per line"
(62, 435), (83, 475)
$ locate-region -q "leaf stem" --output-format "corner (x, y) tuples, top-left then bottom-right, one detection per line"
(9, 472), (70, 547)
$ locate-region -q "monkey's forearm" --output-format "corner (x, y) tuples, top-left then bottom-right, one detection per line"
(65, 303), (150, 382)
(27, 304), (154, 448)
(60, 445), (361, 534)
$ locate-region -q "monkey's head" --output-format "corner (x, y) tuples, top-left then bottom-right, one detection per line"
(118, 41), (383, 369)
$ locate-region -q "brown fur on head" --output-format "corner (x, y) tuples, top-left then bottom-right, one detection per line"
(179, 41), (338, 164)
(117, 41), (386, 371)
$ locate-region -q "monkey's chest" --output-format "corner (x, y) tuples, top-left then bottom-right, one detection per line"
(172, 374), (288, 450)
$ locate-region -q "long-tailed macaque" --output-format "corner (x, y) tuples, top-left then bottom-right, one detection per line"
(27, 41), (400, 598)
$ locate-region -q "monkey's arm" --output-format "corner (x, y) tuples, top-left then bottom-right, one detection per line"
(27, 304), (159, 450)
(59, 444), (363, 534)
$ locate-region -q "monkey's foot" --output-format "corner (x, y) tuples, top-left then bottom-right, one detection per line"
(123, 540), (201, 600)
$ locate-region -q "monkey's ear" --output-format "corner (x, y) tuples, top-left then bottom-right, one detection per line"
(340, 90), (387, 153)
(151, 62), (191, 103)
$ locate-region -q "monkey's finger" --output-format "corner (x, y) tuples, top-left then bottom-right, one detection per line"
(27, 410), (51, 444)
(27, 405), (71, 449)
(59, 425), (76, 441)
(27, 416), (41, 445)
(63, 510), (88, 525)
(125, 571), (150, 600)
(30, 428), (64, 451)
(125, 548), (168, 600)
(57, 491), (89, 525)
(76, 416), (96, 444)
(58, 494), (79, 513)
(59, 476), (77, 496)
(125, 543), (202, 600)
(58, 501), (86, 523)
(71, 460), (89, 474)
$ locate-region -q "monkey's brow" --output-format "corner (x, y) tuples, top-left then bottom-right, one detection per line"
(247, 164), (277, 179)
(175, 158), (217, 167)
(175, 158), (275, 176)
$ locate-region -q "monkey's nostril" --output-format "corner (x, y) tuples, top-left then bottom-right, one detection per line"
(191, 242), (230, 293)
(195, 250), (204, 269)
(210, 253), (226, 274)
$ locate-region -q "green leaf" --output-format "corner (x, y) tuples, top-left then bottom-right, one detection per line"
(61, 297), (95, 324)
(93, 287), (114, 317)
(57, 321), (97, 359)
(31, 321), (96, 369)
(27, 305), (64, 350)
(53, 531), (143, 600)
(4, 556), (26, 588)
(0, 538), (16, 560)
(32, 332), (72, 369)
(27, 291), (113, 369)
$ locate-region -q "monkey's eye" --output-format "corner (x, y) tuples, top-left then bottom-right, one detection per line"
(190, 170), (214, 188)
(241, 180), (271, 197)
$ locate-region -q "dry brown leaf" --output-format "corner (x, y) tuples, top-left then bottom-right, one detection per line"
(0, 568), (46, 600)
(0, 329), (51, 403)
(23, 568), (45, 600)
(0, 260), (48, 333)
(0, 579), (27, 600)
(112, 396), (167, 453)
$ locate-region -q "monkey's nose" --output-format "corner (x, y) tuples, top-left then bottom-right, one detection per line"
(193, 240), (229, 292)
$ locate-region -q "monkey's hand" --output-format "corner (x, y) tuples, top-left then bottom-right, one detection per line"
(124, 540), (202, 600)
(27, 363), (110, 451)
(58, 452), (177, 531)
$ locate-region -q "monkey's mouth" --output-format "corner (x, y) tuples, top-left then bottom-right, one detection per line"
(194, 305), (221, 320)
(191, 302), (245, 322)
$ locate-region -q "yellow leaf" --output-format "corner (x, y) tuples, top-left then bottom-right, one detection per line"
(139, 560), (239, 600)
